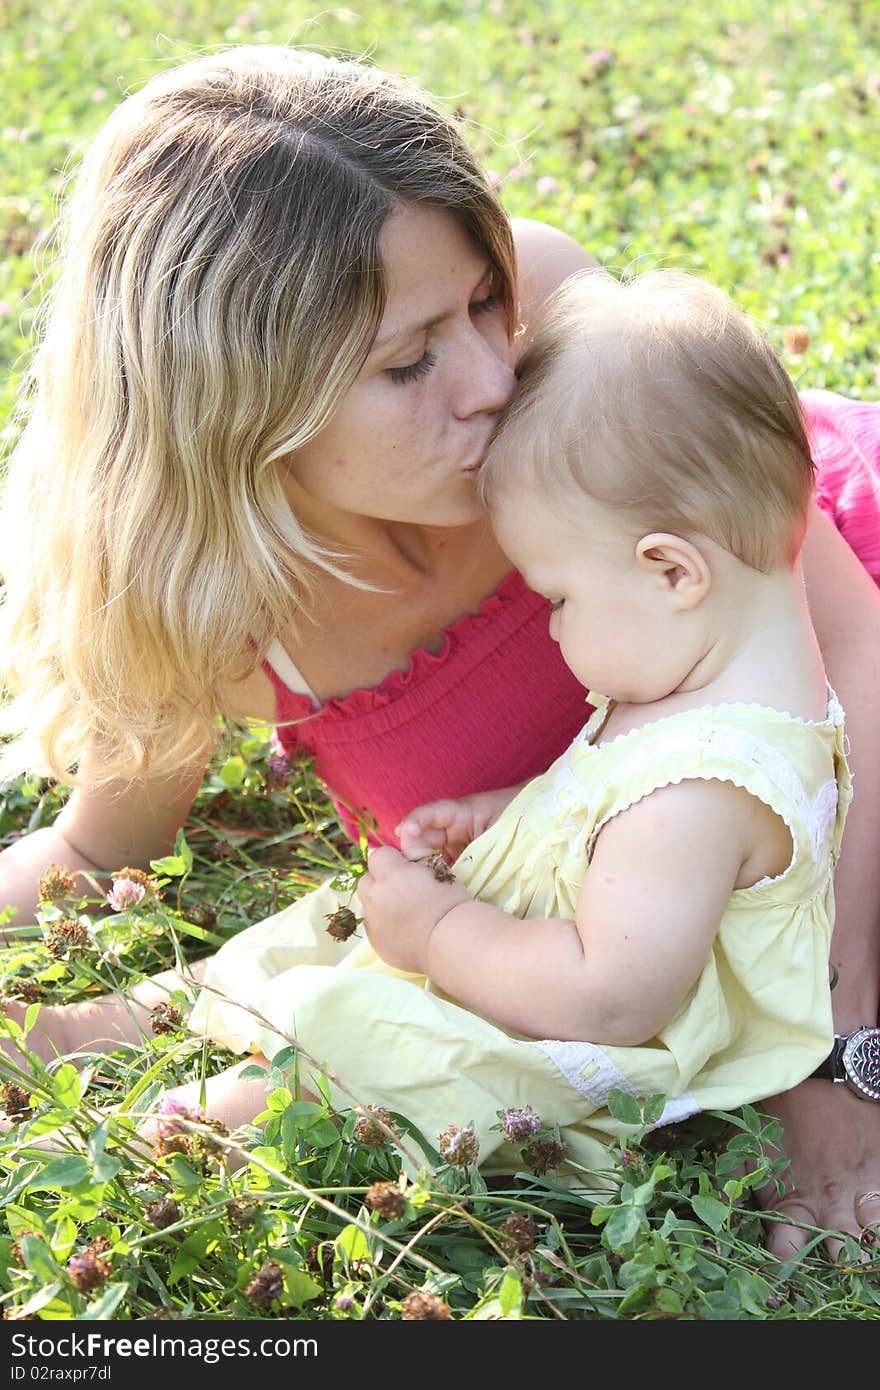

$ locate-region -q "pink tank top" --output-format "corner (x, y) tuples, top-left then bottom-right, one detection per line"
(803, 388), (880, 586)
(264, 570), (590, 845)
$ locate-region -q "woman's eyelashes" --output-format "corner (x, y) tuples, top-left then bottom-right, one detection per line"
(387, 350), (437, 385)
(386, 295), (500, 385)
(470, 292), (499, 317)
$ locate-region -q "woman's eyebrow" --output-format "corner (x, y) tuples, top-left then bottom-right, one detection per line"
(372, 311), (446, 354)
(371, 264), (494, 354)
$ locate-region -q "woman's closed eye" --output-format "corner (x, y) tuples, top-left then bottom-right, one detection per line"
(549, 599), (564, 612)
(470, 292), (500, 317)
(387, 350), (438, 385)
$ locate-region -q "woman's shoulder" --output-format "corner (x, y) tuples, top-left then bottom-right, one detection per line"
(511, 219), (602, 358)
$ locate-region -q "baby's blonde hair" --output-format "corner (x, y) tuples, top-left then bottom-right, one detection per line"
(0, 46), (515, 785)
(481, 269), (813, 571)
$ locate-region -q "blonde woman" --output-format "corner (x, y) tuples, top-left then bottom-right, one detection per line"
(0, 47), (878, 1255)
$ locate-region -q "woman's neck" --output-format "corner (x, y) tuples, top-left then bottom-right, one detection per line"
(279, 476), (494, 588)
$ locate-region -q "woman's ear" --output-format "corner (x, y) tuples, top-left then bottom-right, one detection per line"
(635, 532), (711, 610)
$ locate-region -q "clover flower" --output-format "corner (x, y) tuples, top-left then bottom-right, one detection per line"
(37, 864), (77, 903)
(153, 1133), (194, 1162)
(226, 1198), (258, 1231)
(198, 1117), (230, 1162)
(587, 47), (615, 73)
(402, 1290), (451, 1320)
(1, 1082), (31, 1120)
(150, 1002), (182, 1035)
(266, 749), (292, 790)
(155, 1095), (205, 1139)
(107, 877), (146, 912)
(499, 1105), (541, 1144)
(353, 1104), (395, 1146)
(68, 1238), (111, 1294)
(325, 906), (359, 942)
(365, 1181), (406, 1221)
(245, 1259), (284, 1309)
(112, 867), (151, 888)
(46, 917), (90, 959)
(424, 852), (456, 883)
(10, 980), (44, 1004)
(438, 1124), (480, 1168)
(306, 1242), (335, 1283)
(145, 1196), (181, 1230)
(183, 903), (217, 930)
(499, 1213), (539, 1254)
(10, 1231), (38, 1267)
(522, 1137), (566, 1176)
(335, 1293), (354, 1313)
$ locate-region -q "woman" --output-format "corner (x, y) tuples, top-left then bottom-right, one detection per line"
(1, 46), (878, 1256)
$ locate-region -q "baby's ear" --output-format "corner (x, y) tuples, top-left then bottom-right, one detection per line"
(635, 533), (711, 610)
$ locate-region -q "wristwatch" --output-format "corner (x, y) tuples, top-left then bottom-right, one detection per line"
(811, 1026), (880, 1100)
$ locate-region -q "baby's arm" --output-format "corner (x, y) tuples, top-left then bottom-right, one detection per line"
(361, 779), (768, 1042)
(396, 784), (527, 862)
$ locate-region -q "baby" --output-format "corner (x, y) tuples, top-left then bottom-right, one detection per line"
(190, 270), (850, 1173)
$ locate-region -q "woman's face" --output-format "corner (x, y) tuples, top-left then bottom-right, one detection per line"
(284, 202), (516, 530)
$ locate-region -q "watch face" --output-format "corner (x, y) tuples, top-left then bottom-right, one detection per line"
(843, 1028), (880, 1101)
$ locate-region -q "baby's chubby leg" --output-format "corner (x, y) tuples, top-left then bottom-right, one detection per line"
(1, 1040), (276, 1173)
(1, 959), (209, 1068)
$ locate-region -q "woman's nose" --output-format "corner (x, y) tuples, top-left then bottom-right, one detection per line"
(453, 328), (517, 420)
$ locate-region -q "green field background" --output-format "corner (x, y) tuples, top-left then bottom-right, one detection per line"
(1, 2), (880, 1320)
(1, 0), (878, 444)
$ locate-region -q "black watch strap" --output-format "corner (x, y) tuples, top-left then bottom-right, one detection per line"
(811, 1035), (846, 1081)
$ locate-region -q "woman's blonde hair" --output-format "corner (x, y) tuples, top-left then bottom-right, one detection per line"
(481, 269), (813, 572)
(0, 46), (516, 784)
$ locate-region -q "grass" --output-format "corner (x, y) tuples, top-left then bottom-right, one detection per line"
(1, 0), (879, 1321)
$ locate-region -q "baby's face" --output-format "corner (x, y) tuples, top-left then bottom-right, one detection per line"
(491, 487), (694, 704)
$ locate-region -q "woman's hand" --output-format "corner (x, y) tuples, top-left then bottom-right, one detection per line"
(357, 846), (471, 974)
(396, 784), (524, 863)
(755, 1080), (880, 1259)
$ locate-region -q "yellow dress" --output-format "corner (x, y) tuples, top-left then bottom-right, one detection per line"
(189, 689), (851, 1176)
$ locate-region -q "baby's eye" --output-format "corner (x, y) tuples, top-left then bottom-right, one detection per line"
(387, 350), (437, 385)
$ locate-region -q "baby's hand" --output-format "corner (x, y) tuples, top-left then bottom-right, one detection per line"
(396, 798), (475, 863)
(396, 785), (523, 864)
(357, 846), (471, 974)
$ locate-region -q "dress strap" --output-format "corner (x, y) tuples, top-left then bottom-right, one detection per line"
(264, 639), (321, 709)
(564, 708), (849, 889)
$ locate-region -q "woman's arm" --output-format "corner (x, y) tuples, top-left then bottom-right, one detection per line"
(0, 653), (269, 928)
(0, 762), (206, 927)
(758, 504), (880, 1255)
(802, 503), (880, 1029)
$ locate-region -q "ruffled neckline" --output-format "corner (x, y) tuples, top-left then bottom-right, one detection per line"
(580, 684), (843, 753)
(271, 568), (536, 720)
